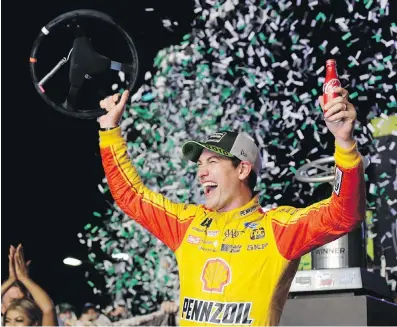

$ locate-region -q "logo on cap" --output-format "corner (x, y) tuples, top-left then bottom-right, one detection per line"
(206, 132), (227, 143)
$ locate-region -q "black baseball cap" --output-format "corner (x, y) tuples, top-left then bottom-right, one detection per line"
(182, 131), (262, 175)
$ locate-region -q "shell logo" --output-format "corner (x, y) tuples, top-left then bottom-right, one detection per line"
(201, 258), (231, 293)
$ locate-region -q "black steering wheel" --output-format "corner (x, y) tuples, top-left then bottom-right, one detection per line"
(30, 9), (139, 119)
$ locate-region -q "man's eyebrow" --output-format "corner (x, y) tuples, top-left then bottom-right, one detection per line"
(197, 155), (221, 164)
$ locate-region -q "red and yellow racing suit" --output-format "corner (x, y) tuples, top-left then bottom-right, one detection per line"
(99, 127), (365, 326)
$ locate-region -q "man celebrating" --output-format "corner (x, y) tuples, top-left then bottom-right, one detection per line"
(97, 87), (365, 326)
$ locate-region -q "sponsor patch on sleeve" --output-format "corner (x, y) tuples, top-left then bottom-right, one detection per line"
(333, 167), (343, 196)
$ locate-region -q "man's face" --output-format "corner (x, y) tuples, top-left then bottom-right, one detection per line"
(1, 287), (24, 314)
(197, 149), (241, 211)
(59, 311), (72, 321)
(85, 308), (98, 321)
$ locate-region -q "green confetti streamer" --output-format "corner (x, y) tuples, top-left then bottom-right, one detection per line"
(342, 32), (352, 40)
(315, 12), (326, 22)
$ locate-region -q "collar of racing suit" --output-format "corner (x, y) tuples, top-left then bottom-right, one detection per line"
(202, 195), (262, 221)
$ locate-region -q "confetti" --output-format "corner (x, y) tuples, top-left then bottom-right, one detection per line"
(83, 0), (397, 313)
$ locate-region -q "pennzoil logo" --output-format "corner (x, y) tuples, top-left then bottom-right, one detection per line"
(277, 207), (299, 215)
(201, 258), (231, 293)
(239, 204), (259, 217)
(182, 298), (253, 325)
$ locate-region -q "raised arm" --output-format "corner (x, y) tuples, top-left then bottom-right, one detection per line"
(1, 279), (15, 300)
(14, 245), (57, 326)
(271, 88), (366, 260)
(272, 142), (365, 260)
(98, 92), (197, 251)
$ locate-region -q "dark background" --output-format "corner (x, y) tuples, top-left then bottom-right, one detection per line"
(2, 0), (193, 312)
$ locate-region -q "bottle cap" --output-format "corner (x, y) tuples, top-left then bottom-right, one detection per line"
(326, 59), (336, 66)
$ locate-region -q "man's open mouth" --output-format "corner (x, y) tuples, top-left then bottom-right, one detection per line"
(202, 182), (218, 195)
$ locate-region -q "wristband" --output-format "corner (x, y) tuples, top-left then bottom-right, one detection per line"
(100, 126), (119, 131)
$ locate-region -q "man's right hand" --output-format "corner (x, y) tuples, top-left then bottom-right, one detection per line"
(98, 90), (130, 129)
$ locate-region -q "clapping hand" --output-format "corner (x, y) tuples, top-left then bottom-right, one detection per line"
(8, 245), (17, 283)
(14, 244), (31, 282)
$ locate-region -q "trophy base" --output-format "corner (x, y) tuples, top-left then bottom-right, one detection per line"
(280, 295), (397, 326)
(289, 267), (392, 300)
(280, 268), (396, 326)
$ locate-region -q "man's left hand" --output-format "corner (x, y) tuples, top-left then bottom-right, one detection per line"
(319, 87), (356, 148)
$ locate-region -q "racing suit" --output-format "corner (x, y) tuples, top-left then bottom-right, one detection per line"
(99, 127), (365, 326)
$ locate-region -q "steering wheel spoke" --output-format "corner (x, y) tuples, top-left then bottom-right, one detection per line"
(62, 85), (80, 111)
(110, 61), (136, 74)
(38, 48), (73, 89)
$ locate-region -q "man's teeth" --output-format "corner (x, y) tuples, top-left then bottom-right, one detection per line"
(202, 182), (218, 194)
(202, 182), (218, 187)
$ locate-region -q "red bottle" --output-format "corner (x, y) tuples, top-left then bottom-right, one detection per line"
(323, 59), (341, 111)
